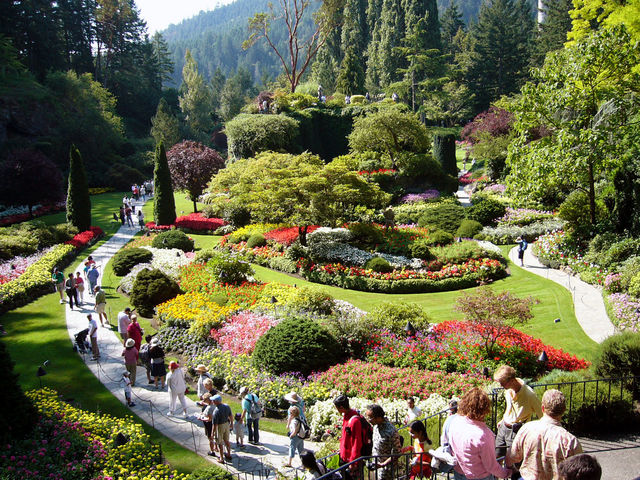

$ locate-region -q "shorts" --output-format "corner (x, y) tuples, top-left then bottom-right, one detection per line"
(204, 420), (213, 438)
(96, 303), (106, 314)
(151, 362), (166, 377)
(55, 282), (65, 292)
(215, 422), (230, 444)
(518, 250), (525, 260)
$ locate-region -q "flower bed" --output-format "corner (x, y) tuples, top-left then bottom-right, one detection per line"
(399, 190), (440, 203)
(498, 207), (555, 226)
(64, 226), (104, 249)
(156, 291), (237, 337)
(479, 218), (564, 244)
(145, 221), (173, 231)
(0, 247), (56, 285)
(0, 202), (65, 226)
(0, 243), (75, 315)
(606, 293), (640, 332)
(263, 225), (320, 246)
(174, 212), (225, 231)
(211, 310), (279, 355)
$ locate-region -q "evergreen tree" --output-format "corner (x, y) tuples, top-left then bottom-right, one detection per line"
(210, 67), (226, 112)
(441, 0), (465, 54)
(153, 141), (177, 226)
(179, 50), (213, 140)
(151, 32), (175, 83)
(372, 0), (405, 88)
(433, 133), (458, 176)
(533, 0), (573, 65)
(66, 145), (91, 231)
(467, 0), (534, 112)
(0, 340), (37, 446)
(150, 98), (181, 148)
(403, 0), (441, 52)
(336, 45), (366, 94)
(336, 0), (367, 94)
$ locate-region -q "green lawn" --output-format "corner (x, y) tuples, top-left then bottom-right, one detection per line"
(142, 191), (207, 221)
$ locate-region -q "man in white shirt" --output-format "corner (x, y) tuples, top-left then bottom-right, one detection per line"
(88, 314), (99, 360)
(118, 307), (132, 342)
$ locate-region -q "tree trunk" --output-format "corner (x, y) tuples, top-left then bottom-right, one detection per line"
(193, 199), (198, 214)
(588, 161), (596, 225)
(299, 225), (309, 246)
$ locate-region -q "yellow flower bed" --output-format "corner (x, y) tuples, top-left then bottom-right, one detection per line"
(156, 292), (237, 338)
(226, 223), (288, 244)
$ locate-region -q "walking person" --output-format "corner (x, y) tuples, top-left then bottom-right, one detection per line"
(52, 267), (65, 303)
(88, 314), (99, 360)
(94, 286), (108, 326)
(117, 307), (132, 342)
(74, 272), (85, 305)
(196, 365), (214, 402)
(126, 314), (143, 352)
(149, 337), (166, 389)
(334, 394), (366, 477)
(284, 405), (305, 467)
(211, 394), (233, 463)
(365, 404), (403, 480)
(166, 361), (188, 417)
(65, 273), (78, 310)
(139, 334), (153, 384)
(122, 371), (135, 407)
(137, 209), (145, 230)
(122, 338), (139, 386)
(233, 412), (245, 448)
(284, 390), (306, 421)
(87, 264), (100, 295)
(516, 237), (528, 267)
(240, 386), (262, 445)
(119, 205), (125, 225)
(125, 204), (134, 227)
(199, 393), (216, 456)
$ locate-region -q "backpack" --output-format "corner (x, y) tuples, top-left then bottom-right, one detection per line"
(139, 343), (150, 364)
(297, 417), (311, 439)
(354, 413), (373, 457)
(249, 394), (263, 419)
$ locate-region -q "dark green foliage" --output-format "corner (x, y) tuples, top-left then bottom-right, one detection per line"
(222, 204), (252, 228)
(417, 203), (465, 233)
(187, 465), (235, 480)
(534, 0), (573, 65)
(456, 219), (483, 238)
(348, 223), (384, 248)
(204, 250), (254, 284)
(0, 340), (37, 445)
(153, 142), (177, 226)
(425, 229), (454, 246)
(366, 302), (430, 335)
(246, 234), (267, 248)
(152, 230), (194, 252)
(611, 162), (640, 235)
(0, 222), (76, 260)
(409, 238), (435, 260)
(130, 268), (181, 318)
(466, 197), (507, 225)
(433, 133), (458, 177)
(594, 238), (640, 269)
(252, 316), (341, 376)
(105, 163), (146, 191)
(225, 114), (300, 160)
(594, 332), (640, 378)
(66, 145), (91, 231)
(364, 256), (393, 273)
(396, 154), (458, 193)
(558, 190), (605, 236)
(112, 248), (153, 276)
(289, 109), (354, 162)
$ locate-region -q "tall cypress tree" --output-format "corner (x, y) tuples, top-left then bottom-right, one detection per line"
(374, 0), (405, 88)
(337, 0), (367, 94)
(441, 0), (465, 54)
(153, 141), (176, 226)
(66, 144), (91, 231)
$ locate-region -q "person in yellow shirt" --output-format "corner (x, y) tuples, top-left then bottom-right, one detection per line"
(493, 365), (543, 462)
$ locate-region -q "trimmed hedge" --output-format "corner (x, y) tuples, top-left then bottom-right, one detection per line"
(288, 108), (353, 161)
(112, 247), (153, 276)
(225, 113), (300, 160)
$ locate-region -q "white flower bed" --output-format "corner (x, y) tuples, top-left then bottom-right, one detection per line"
(118, 247), (193, 293)
(310, 241), (424, 269)
(474, 240), (504, 256)
(307, 394), (452, 437)
(333, 299), (367, 321)
(308, 227), (353, 245)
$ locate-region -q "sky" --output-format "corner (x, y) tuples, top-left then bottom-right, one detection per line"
(136, 0), (235, 34)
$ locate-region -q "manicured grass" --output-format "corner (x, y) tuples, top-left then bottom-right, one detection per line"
(142, 191), (207, 221)
(3, 255), (211, 474)
(253, 245), (599, 361)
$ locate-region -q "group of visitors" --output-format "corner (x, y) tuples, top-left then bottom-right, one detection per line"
(52, 256), (100, 310)
(328, 364), (601, 480)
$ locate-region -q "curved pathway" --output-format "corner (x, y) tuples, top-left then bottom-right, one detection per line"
(508, 245), (616, 343)
(63, 204), (312, 477)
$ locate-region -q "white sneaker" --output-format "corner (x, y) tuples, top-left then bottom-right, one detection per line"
(182, 412), (188, 418)
(167, 411), (174, 416)
(60, 299), (65, 304)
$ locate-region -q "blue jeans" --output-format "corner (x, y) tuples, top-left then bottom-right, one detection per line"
(454, 473), (496, 480)
(289, 435), (304, 458)
(247, 417), (260, 443)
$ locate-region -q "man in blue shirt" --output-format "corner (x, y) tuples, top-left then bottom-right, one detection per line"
(211, 394), (233, 463)
(240, 386), (262, 445)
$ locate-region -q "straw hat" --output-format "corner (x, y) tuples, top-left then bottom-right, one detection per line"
(150, 337), (159, 346)
(169, 361), (179, 370)
(516, 236), (523, 242)
(125, 338), (135, 348)
(239, 386), (249, 395)
(284, 391), (301, 403)
(195, 364), (208, 373)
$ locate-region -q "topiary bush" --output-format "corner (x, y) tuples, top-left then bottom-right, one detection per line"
(130, 268), (181, 318)
(457, 219), (484, 238)
(364, 256), (393, 273)
(409, 239), (434, 260)
(425, 229), (454, 246)
(152, 230), (194, 252)
(112, 248), (153, 276)
(153, 141), (177, 226)
(365, 302), (430, 335)
(432, 133), (457, 177)
(417, 203), (465, 233)
(225, 113), (300, 160)
(205, 250), (254, 284)
(222, 203), (251, 228)
(252, 316), (341, 376)
(246, 233), (267, 248)
(594, 331), (640, 378)
(466, 197), (507, 226)
(66, 145), (92, 231)
(348, 223), (384, 248)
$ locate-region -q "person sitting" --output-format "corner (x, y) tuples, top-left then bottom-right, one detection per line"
(402, 420), (432, 479)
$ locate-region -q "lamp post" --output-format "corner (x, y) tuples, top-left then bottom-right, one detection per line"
(404, 321), (416, 337)
(538, 350), (548, 368)
(37, 360), (49, 388)
(270, 296), (278, 316)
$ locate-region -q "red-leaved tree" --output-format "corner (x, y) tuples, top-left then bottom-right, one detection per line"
(0, 149), (64, 216)
(166, 141), (225, 213)
(461, 107), (514, 144)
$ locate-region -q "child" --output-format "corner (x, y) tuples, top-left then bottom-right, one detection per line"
(233, 412), (245, 448)
(122, 371), (136, 407)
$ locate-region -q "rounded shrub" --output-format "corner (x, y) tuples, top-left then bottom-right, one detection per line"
(629, 273), (640, 297)
(194, 248), (218, 264)
(425, 229), (454, 246)
(348, 223), (383, 248)
(409, 238), (434, 260)
(290, 287), (335, 315)
(152, 230), (194, 252)
(252, 316), (341, 376)
(364, 256), (393, 273)
(246, 233), (267, 248)
(112, 248), (153, 276)
(205, 250), (254, 284)
(417, 203), (465, 233)
(365, 302), (430, 335)
(456, 219), (484, 238)
(223, 203), (251, 228)
(130, 268), (181, 318)
(466, 197), (506, 226)
(594, 331), (640, 378)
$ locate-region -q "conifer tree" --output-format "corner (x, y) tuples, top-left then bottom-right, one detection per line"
(66, 145), (91, 231)
(441, 0), (466, 54)
(336, 0), (367, 94)
(150, 98), (180, 148)
(153, 141), (176, 226)
(533, 0), (573, 64)
(373, 0), (405, 88)
(179, 50), (212, 140)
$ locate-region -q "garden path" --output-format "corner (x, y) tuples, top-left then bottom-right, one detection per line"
(508, 246), (616, 343)
(63, 205), (315, 477)
(454, 185), (471, 206)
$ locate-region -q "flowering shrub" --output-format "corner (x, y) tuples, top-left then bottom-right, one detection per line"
(118, 247), (193, 293)
(156, 292), (237, 338)
(145, 221), (173, 231)
(0, 243), (75, 315)
(307, 227), (353, 245)
(498, 207), (555, 226)
(400, 190), (440, 203)
(17, 388), (190, 480)
(0, 247), (55, 284)
(375, 226), (431, 256)
(483, 184), (507, 194)
(315, 360), (487, 401)
(0, 202), (65, 226)
(264, 225), (320, 246)
(223, 223), (286, 245)
(64, 226), (104, 249)
(154, 325), (217, 357)
(174, 212), (225, 231)
(607, 293), (640, 332)
(212, 311), (279, 355)
(605, 273), (623, 293)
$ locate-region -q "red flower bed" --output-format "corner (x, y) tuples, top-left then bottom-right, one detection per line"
(263, 225), (320, 246)
(315, 360), (488, 400)
(0, 203), (65, 226)
(64, 227), (104, 249)
(175, 213), (225, 231)
(145, 222), (173, 231)
(357, 168), (397, 175)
